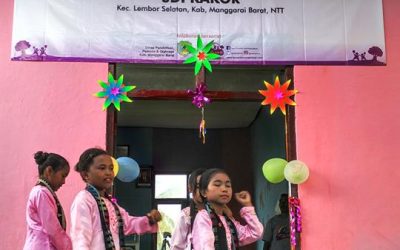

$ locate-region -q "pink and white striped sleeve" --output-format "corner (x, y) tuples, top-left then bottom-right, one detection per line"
(118, 205), (158, 235)
(234, 206), (264, 246)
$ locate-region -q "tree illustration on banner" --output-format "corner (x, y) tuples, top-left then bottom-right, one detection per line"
(183, 35), (220, 75)
(94, 73), (136, 111)
(258, 76), (298, 115)
(368, 46), (383, 62)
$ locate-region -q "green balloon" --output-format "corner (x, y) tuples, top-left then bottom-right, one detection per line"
(262, 158), (288, 184)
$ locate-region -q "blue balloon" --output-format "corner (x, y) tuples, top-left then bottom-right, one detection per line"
(116, 157), (140, 182)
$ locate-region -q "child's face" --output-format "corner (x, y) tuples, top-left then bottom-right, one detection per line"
(48, 166), (69, 191)
(203, 173), (232, 205)
(83, 154), (114, 192)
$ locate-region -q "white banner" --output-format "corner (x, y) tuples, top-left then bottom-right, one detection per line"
(11, 0), (386, 65)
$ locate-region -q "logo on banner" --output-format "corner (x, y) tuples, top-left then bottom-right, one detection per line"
(177, 41), (192, 56)
(211, 43), (225, 56)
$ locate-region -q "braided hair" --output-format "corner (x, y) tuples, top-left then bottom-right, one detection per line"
(188, 168), (206, 230)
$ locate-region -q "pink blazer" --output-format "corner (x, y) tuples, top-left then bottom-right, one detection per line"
(70, 190), (158, 250)
(192, 206), (264, 250)
(170, 206), (192, 250)
(23, 185), (72, 250)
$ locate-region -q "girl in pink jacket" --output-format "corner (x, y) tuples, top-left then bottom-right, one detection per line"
(192, 168), (264, 250)
(23, 151), (72, 250)
(70, 147), (162, 250)
(170, 168), (206, 250)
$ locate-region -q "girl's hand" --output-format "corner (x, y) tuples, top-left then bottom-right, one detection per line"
(235, 191), (253, 207)
(147, 209), (162, 225)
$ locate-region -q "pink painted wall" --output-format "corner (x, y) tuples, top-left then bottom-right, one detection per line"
(0, 1), (108, 249)
(294, 0), (400, 249)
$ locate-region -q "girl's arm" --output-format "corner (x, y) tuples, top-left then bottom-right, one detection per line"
(70, 192), (94, 250)
(36, 189), (72, 250)
(191, 209), (215, 250)
(233, 206), (264, 246)
(118, 205), (158, 235)
(170, 207), (190, 250)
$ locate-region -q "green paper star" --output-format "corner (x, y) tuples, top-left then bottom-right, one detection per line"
(94, 73), (136, 111)
(183, 35), (220, 75)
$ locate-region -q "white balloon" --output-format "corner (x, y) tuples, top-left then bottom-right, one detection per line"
(284, 160), (310, 184)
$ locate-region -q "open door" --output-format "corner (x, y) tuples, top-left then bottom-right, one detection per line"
(106, 64), (298, 250)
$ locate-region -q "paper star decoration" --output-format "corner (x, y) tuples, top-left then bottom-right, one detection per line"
(94, 73), (136, 111)
(258, 76), (298, 115)
(183, 35), (220, 75)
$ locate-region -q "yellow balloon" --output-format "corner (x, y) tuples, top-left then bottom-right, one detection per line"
(111, 157), (119, 176)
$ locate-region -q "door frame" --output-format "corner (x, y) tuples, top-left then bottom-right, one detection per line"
(105, 63), (300, 249)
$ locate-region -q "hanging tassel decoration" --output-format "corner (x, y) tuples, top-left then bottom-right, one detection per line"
(289, 196), (302, 250)
(199, 107), (206, 144)
(188, 82), (210, 144)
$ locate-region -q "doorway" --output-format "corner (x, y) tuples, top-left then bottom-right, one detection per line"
(106, 64), (297, 250)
